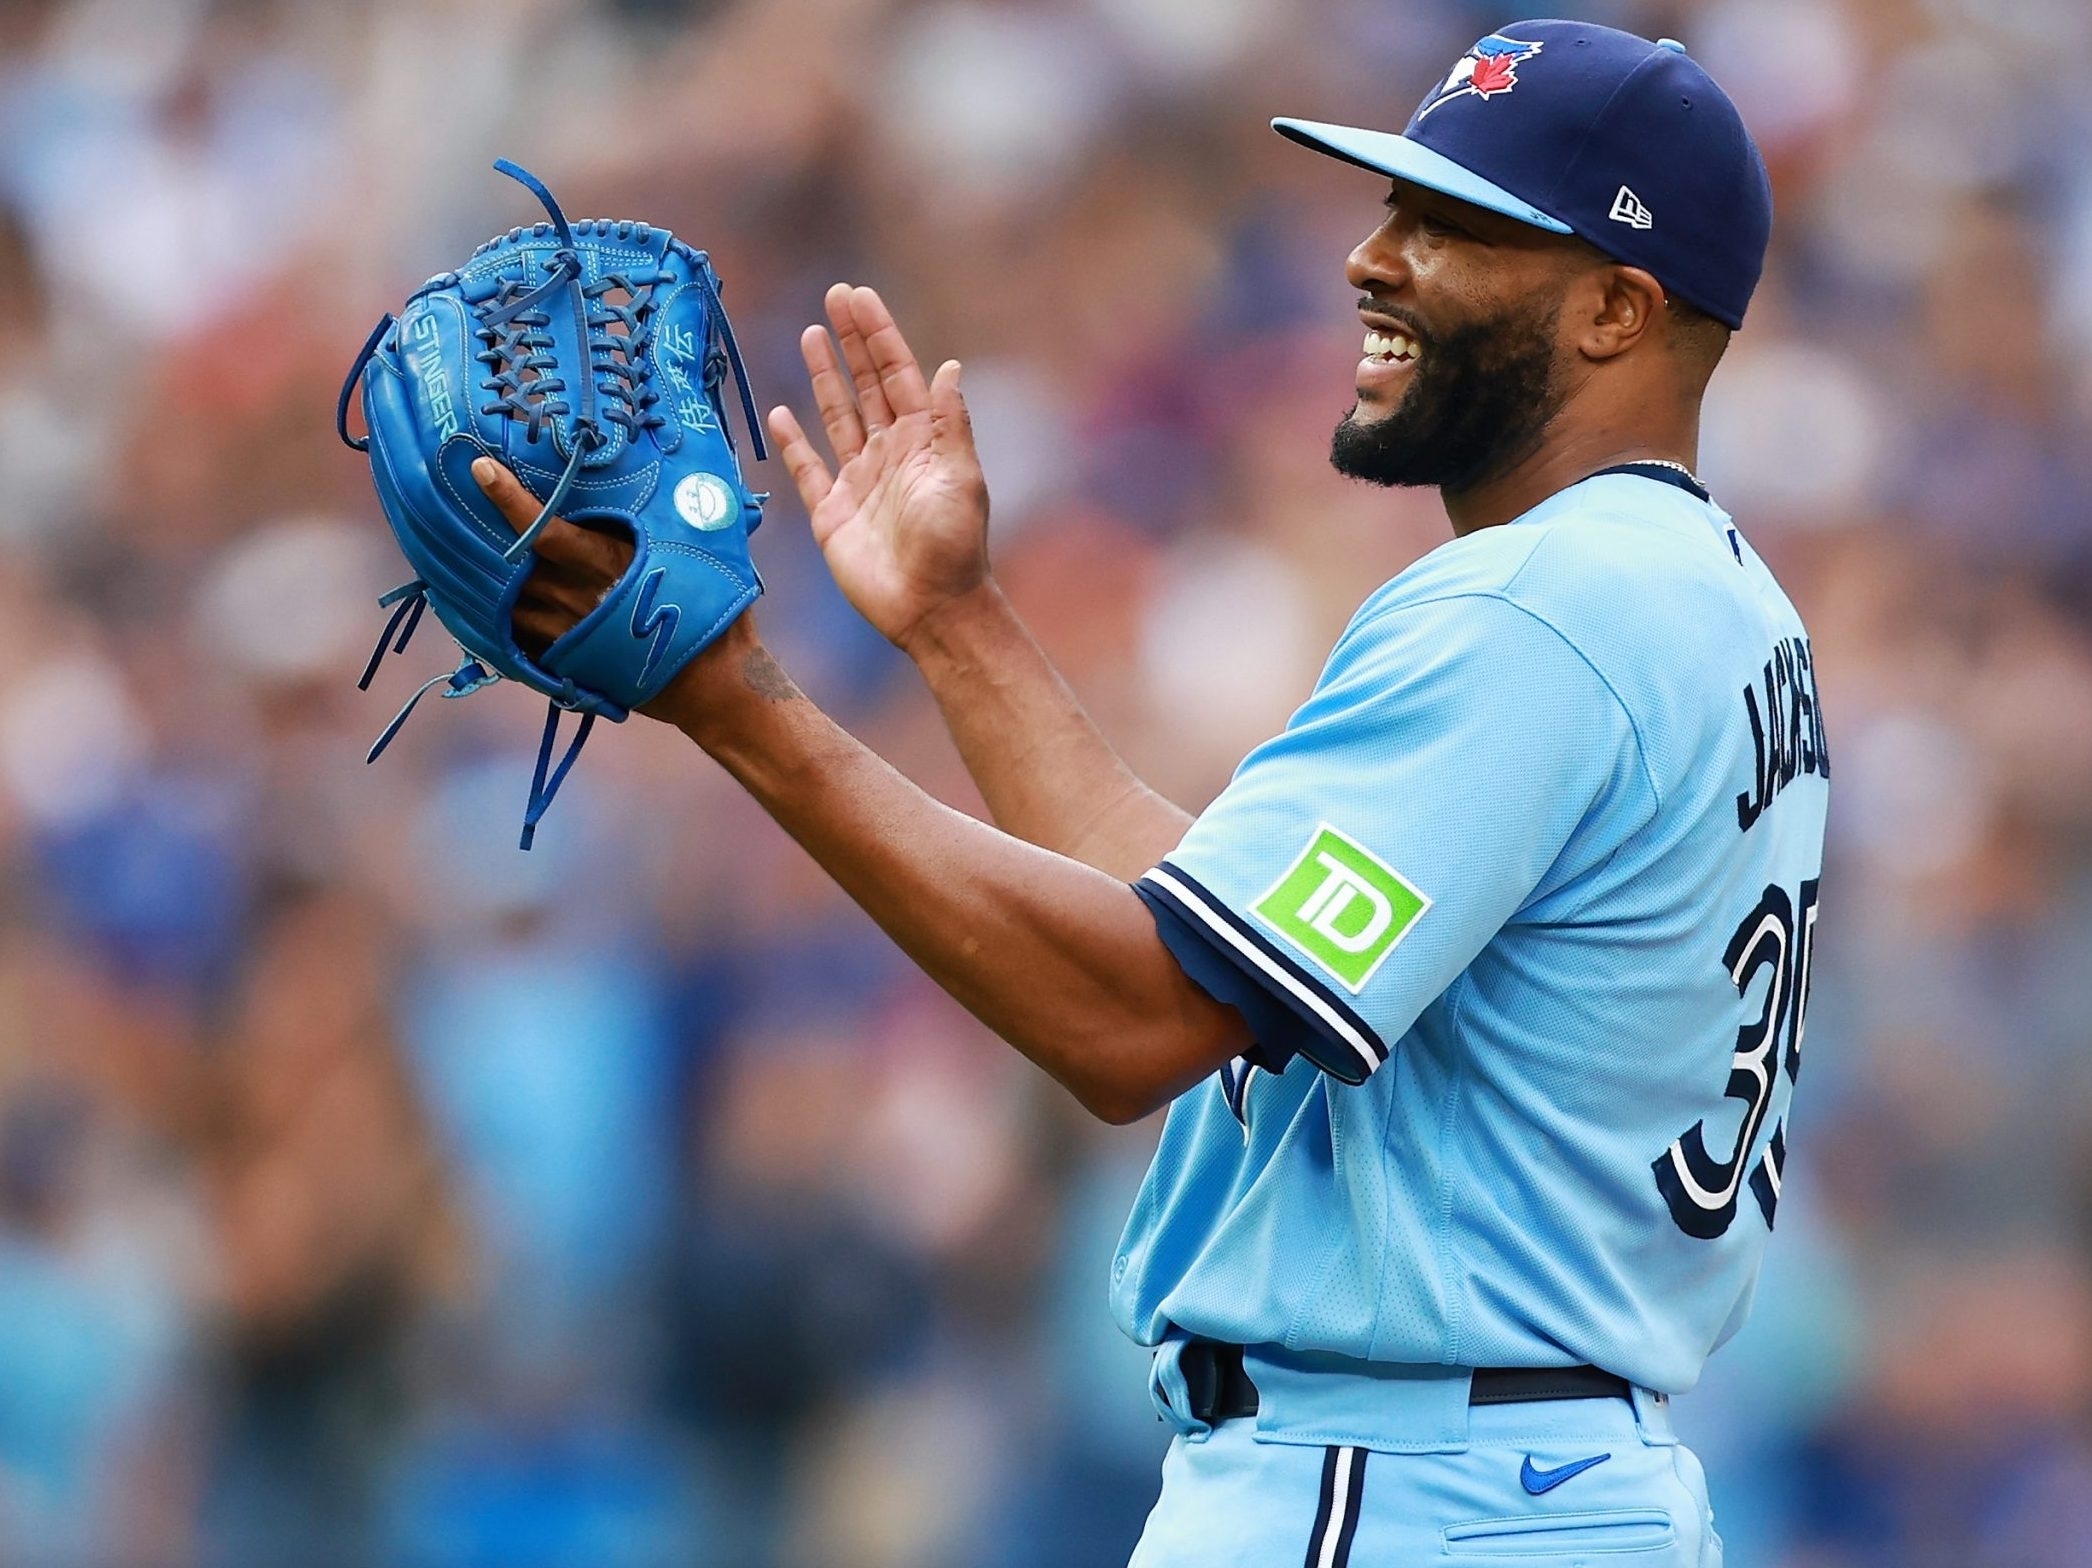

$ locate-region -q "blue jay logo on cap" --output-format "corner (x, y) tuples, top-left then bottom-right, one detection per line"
(1418, 34), (1545, 118)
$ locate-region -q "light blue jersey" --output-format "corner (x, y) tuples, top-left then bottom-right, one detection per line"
(1122, 470), (1829, 1397)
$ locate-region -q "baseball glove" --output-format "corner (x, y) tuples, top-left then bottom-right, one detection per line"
(336, 160), (768, 848)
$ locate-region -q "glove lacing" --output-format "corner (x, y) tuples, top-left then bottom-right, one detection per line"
(357, 609), (588, 852)
(476, 282), (571, 446)
(585, 270), (672, 444)
(474, 161), (604, 563)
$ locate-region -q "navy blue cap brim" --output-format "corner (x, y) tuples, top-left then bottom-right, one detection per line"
(1272, 117), (1573, 235)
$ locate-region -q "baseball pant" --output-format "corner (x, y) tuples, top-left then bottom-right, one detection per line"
(1126, 1384), (1721, 1567)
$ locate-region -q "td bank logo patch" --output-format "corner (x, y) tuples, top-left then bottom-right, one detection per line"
(1252, 825), (1429, 992)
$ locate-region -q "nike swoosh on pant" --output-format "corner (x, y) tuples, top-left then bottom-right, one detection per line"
(1519, 1452), (1611, 1494)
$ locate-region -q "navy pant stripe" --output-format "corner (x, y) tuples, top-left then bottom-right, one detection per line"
(1301, 1446), (1340, 1568)
(1303, 1446), (1367, 1568)
(1329, 1447), (1367, 1566)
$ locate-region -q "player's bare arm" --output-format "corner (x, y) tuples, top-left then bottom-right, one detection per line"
(474, 457), (1248, 1124)
(768, 283), (1191, 881)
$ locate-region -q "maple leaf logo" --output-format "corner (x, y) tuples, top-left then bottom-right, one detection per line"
(1470, 53), (1518, 96)
(1417, 35), (1544, 118)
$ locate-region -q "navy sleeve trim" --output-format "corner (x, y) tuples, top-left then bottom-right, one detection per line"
(1137, 861), (1389, 1085)
(1136, 884), (1307, 1077)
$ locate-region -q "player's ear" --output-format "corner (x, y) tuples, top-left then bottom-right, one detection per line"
(1575, 264), (1664, 363)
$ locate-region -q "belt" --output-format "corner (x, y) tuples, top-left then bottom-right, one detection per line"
(1180, 1342), (1632, 1426)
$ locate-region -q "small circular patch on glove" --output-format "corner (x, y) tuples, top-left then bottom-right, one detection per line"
(673, 473), (737, 531)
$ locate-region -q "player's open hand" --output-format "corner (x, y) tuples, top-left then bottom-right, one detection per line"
(768, 285), (991, 652)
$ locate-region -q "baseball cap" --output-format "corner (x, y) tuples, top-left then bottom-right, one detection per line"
(1274, 20), (1772, 328)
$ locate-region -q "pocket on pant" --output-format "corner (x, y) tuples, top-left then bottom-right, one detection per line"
(1443, 1508), (1675, 1556)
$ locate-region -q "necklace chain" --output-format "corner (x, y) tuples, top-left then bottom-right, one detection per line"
(1633, 458), (1703, 483)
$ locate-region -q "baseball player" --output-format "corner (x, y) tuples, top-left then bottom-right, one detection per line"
(472, 20), (1824, 1566)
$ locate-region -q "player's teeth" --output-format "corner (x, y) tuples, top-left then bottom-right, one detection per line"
(1363, 330), (1419, 362)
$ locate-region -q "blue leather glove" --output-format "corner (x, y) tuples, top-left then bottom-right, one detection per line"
(338, 161), (766, 847)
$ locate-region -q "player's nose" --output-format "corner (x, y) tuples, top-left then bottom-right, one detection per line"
(1346, 219), (1412, 297)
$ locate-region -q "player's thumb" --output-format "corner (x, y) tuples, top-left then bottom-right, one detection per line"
(929, 361), (974, 458)
(472, 456), (539, 536)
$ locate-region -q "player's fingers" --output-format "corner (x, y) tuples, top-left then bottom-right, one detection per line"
(471, 457), (619, 576)
(512, 527), (630, 649)
(512, 594), (604, 658)
(472, 456), (545, 534)
(510, 574), (580, 657)
(472, 456), (581, 561)
(767, 405), (836, 512)
(509, 612), (554, 660)
(802, 323), (867, 463)
(848, 286), (931, 416)
(525, 539), (627, 595)
(528, 562), (620, 615)
(826, 281), (897, 430)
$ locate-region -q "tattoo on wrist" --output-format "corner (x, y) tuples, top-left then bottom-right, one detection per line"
(741, 645), (800, 703)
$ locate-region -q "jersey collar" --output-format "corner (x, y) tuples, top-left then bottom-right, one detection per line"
(1587, 461), (1712, 503)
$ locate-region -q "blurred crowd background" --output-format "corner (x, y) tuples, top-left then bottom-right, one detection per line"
(0, 0), (2086, 1563)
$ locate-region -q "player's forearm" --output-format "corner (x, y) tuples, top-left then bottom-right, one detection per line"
(659, 623), (1244, 1122)
(898, 582), (1191, 880)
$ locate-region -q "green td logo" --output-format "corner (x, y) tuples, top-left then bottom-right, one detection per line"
(1252, 824), (1429, 993)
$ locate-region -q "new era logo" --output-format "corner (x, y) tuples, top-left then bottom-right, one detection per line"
(1610, 185), (1654, 230)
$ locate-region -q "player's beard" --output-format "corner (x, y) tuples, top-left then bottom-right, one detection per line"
(1330, 295), (1568, 494)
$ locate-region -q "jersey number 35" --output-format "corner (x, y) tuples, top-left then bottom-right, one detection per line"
(1653, 878), (1820, 1240)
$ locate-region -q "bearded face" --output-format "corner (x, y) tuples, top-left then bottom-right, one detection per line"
(1331, 291), (1570, 495)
